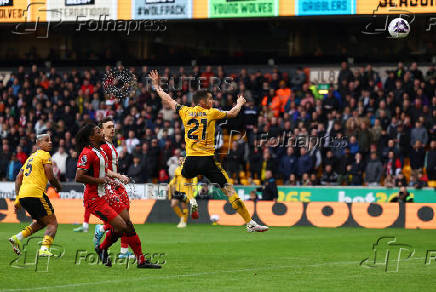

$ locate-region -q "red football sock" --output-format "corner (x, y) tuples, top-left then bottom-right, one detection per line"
(84, 209), (91, 223)
(125, 233), (144, 263)
(99, 228), (120, 250)
(121, 236), (129, 249)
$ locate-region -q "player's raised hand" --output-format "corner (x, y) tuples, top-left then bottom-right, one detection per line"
(149, 70), (160, 88)
(237, 94), (246, 106)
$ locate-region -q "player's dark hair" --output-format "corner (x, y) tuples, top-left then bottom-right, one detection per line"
(98, 117), (113, 128)
(75, 123), (96, 153)
(193, 90), (209, 105)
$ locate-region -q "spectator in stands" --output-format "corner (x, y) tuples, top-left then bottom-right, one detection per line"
(365, 152), (383, 186)
(321, 164), (338, 186)
(288, 174), (298, 186)
(384, 151), (401, 177)
(297, 147), (313, 178)
(8, 153), (21, 181)
(323, 150), (336, 168)
(125, 130), (140, 153)
(301, 173), (312, 186)
(158, 169), (169, 184)
(0, 144), (10, 180)
(310, 173), (319, 185)
(118, 149), (132, 175)
(384, 174), (394, 188)
(358, 122), (371, 158)
(411, 120), (429, 147)
(349, 152), (365, 186)
(65, 151), (78, 182)
(1, 63), (435, 188)
(261, 170), (278, 201)
(395, 172), (408, 187)
(225, 141), (244, 182)
(348, 136), (359, 155)
(279, 146), (297, 181)
(260, 149), (275, 181)
(338, 61), (353, 84)
(128, 156), (145, 183)
(336, 147), (353, 185)
(291, 67), (307, 91)
(16, 145), (27, 165)
(167, 149), (181, 178)
(427, 140), (436, 182)
(52, 146), (67, 181)
(408, 173), (425, 189)
(410, 140), (426, 178)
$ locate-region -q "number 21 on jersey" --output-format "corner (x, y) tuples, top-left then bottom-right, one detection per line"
(187, 118), (207, 140)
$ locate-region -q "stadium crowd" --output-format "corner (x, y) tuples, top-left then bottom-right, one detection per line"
(0, 62), (435, 188)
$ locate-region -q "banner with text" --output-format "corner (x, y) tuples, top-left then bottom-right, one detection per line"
(1, 182), (435, 203)
(296, 0), (355, 15)
(0, 0), (46, 22)
(1, 199), (435, 229)
(133, 0), (192, 19)
(46, 0), (118, 21)
(356, 0), (436, 14)
(209, 0), (279, 18)
(234, 186), (436, 203)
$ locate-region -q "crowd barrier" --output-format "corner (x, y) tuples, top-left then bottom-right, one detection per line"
(1, 182), (435, 202)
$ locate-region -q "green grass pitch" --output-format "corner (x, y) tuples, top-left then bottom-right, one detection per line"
(1, 223), (436, 291)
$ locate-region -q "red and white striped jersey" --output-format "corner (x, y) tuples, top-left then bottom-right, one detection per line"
(100, 141), (118, 173)
(77, 146), (108, 200)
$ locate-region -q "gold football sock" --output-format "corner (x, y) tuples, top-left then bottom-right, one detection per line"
(40, 235), (53, 251)
(173, 206), (183, 218)
(229, 194), (251, 223)
(182, 208), (188, 223)
(20, 226), (33, 239)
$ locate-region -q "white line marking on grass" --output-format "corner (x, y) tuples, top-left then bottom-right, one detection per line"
(0, 257), (427, 291)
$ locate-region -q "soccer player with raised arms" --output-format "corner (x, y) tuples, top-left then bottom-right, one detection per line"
(9, 133), (62, 257)
(150, 70), (268, 232)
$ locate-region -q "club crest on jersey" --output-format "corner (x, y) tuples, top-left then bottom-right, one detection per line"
(79, 155), (87, 166)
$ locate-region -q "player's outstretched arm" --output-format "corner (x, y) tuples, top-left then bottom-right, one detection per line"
(149, 70), (177, 111)
(43, 163), (62, 192)
(226, 95), (246, 118)
(14, 170), (23, 210)
(76, 169), (109, 185)
(14, 170), (23, 197)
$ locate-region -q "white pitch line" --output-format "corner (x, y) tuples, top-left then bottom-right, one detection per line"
(0, 257), (428, 291)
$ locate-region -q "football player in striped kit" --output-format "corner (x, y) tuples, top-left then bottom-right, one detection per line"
(94, 117), (136, 259)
